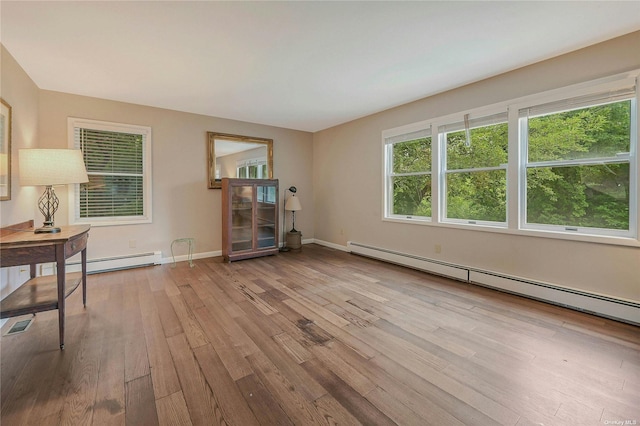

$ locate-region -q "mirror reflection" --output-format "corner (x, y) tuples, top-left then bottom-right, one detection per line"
(208, 132), (273, 189)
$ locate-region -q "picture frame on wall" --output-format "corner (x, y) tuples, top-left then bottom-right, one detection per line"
(0, 98), (11, 201)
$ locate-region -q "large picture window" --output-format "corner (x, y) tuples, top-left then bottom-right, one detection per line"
(440, 112), (508, 224)
(68, 118), (152, 226)
(521, 91), (635, 236)
(383, 71), (638, 243)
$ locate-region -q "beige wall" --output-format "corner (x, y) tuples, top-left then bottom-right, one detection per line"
(313, 31), (640, 302)
(0, 46), (40, 298)
(1, 40), (313, 298)
(0, 45), (40, 228)
(37, 91), (313, 261)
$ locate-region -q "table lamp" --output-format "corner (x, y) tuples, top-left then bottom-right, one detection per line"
(19, 149), (89, 233)
(285, 189), (302, 232)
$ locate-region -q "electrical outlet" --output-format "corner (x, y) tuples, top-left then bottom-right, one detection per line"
(435, 244), (442, 254)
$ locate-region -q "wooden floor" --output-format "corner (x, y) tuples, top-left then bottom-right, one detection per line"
(1, 244), (638, 426)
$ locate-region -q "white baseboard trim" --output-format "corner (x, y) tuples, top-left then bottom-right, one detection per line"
(347, 241), (639, 325)
(470, 271), (640, 326)
(348, 241), (468, 281)
(160, 250), (221, 265)
(66, 251), (162, 274)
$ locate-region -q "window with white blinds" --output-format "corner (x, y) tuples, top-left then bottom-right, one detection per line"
(68, 118), (152, 226)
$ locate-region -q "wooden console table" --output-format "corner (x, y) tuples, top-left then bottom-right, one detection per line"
(1, 221), (90, 349)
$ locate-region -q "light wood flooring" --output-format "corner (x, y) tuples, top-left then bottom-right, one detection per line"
(1, 244), (638, 425)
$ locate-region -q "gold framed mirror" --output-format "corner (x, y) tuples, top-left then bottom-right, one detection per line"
(207, 132), (273, 189)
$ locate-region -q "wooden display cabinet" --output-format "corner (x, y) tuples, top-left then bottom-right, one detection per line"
(221, 178), (279, 262)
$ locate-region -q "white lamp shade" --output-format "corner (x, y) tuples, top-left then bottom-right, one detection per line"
(19, 149), (89, 186)
(285, 194), (302, 211)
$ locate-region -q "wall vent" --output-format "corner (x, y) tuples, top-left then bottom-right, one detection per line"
(4, 317), (33, 336)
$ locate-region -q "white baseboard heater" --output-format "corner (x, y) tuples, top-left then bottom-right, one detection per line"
(347, 241), (639, 325)
(66, 251), (162, 274)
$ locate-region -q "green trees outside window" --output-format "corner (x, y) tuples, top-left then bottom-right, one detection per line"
(525, 100), (631, 230)
(390, 137), (432, 217)
(444, 122), (508, 222)
(386, 91), (634, 237)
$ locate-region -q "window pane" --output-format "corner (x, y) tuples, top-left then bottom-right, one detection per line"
(80, 175), (143, 218)
(267, 186), (276, 203)
(527, 163), (629, 230)
(392, 175), (431, 217)
(392, 138), (431, 173)
(446, 170), (506, 222)
(528, 100), (631, 162)
(231, 185), (253, 251)
(446, 122), (508, 170)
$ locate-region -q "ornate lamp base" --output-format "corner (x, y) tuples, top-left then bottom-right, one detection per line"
(35, 185), (61, 233)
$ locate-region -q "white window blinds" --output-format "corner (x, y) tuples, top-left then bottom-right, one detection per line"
(73, 126), (146, 219)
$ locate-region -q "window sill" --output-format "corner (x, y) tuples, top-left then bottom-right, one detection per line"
(382, 216), (640, 247)
(71, 217), (152, 227)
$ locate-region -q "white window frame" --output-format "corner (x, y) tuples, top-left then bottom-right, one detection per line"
(382, 70), (640, 246)
(514, 73), (640, 241)
(68, 117), (153, 226)
(438, 111), (509, 227)
(382, 120), (433, 223)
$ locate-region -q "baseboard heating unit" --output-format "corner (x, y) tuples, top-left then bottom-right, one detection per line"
(347, 241), (639, 325)
(66, 251), (162, 274)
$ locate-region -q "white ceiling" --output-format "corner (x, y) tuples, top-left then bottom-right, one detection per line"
(2, 1), (639, 132)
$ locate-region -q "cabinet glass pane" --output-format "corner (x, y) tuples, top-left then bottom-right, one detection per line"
(256, 184), (277, 248)
(231, 185), (253, 251)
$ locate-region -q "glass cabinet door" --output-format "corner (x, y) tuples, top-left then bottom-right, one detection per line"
(222, 178), (279, 262)
(256, 184), (277, 248)
(231, 185), (253, 251)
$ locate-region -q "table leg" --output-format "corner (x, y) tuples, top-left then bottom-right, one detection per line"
(56, 248), (66, 350)
(82, 248), (87, 307)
